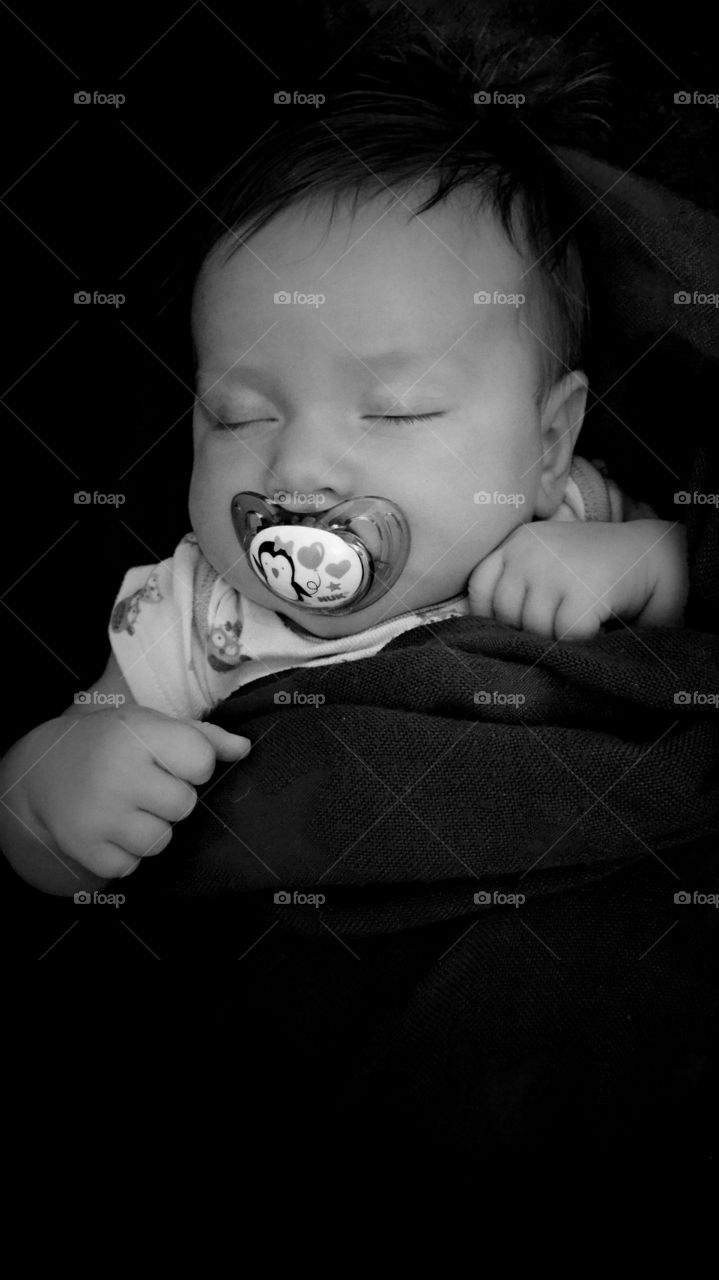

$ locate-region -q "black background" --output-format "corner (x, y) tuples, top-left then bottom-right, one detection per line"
(1, 2), (718, 1176)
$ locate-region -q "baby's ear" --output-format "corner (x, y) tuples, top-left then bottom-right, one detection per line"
(533, 370), (588, 518)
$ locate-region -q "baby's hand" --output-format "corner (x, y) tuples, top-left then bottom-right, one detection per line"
(468, 519), (687, 640)
(20, 706), (251, 882)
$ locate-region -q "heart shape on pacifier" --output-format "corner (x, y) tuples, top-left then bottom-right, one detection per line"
(230, 491), (411, 616)
(297, 541), (325, 570)
(325, 560), (351, 579)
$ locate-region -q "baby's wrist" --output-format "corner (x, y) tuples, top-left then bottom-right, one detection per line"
(623, 519), (688, 627)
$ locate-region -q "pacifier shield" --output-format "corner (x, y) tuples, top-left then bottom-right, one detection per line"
(231, 492), (411, 615)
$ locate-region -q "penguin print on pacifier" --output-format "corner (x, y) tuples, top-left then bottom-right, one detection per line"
(230, 492), (411, 615)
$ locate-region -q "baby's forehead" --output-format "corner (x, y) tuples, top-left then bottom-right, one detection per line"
(192, 189), (538, 378)
(195, 189), (528, 308)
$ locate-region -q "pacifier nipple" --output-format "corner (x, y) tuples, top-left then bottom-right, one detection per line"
(230, 492), (410, 615)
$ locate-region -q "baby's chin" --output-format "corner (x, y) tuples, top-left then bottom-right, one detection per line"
(273, 597), (411, 639)
(238, 569), (461, 639)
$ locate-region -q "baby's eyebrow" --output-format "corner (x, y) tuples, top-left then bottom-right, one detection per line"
(198, 347), (465, 390)
(343, 345), (475, 378)
(352, 346), (457, 368)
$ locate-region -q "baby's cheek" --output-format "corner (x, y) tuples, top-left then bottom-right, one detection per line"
(187, 469), (228, 564)
(436, 498), (527, 582)
(188, 458), (211, 526)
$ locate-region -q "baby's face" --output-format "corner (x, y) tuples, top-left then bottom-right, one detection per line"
(190, 191), (551, 638)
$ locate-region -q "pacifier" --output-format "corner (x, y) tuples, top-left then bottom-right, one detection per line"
(230, 492), (410, 615)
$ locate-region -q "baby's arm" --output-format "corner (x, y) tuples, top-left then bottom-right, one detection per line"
(0, 654), (252, 896)
(468, 518), (688, 640)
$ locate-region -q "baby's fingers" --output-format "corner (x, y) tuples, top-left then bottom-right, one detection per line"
(75, 841), (142, 882)
(108, 812), (174, 860)
(519, 589), (566, 640)
(553, 597), (605, 642)
(467, 551), (506, 618)
(520, 590), (602, 641)
(490, 571), (531, 631)
(191, 721), (252, 764)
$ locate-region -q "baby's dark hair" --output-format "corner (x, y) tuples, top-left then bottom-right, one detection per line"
(186, 30), (612, 401)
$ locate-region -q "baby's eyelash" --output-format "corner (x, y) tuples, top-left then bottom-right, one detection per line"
(196, 399), (263, 430)
(217, 419), (272, 429)
(366, 413), (444, 424)
(212, 412), (445, 430)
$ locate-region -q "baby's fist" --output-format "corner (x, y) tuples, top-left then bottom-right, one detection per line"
(468, 521), (618, 641)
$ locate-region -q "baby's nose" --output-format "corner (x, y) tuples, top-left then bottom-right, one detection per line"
(264, 412), (356, 499)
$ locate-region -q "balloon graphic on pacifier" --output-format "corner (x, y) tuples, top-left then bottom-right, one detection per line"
(230, 492), (411, 615)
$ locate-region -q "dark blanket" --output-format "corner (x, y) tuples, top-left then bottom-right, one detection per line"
(115, 620), (719, 1164)
(139, 617), (719, 918)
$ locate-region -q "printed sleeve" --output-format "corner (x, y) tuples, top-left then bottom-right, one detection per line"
(108, 536), (218, 720)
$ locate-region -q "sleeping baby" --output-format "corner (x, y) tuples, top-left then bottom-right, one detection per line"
(0, 40), (688, 896)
